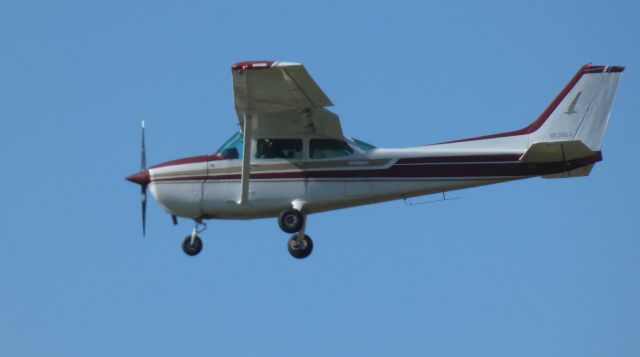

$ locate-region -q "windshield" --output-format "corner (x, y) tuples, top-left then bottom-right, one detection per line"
(215, 131), (243, 159)
(349, 137), (377, 151)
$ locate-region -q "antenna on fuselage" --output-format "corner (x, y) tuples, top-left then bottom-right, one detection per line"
(403, 192), (462, 206)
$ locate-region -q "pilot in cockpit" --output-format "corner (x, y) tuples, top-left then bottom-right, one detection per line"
(258, 139), (284, 159)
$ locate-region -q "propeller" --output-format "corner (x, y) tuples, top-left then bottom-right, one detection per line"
(126, 120), (151, 237)
(140, 120), (147, 236)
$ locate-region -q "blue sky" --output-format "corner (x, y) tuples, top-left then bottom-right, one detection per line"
(1, 0), (639, 356)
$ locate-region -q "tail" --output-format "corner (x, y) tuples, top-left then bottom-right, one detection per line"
(445, 64), (624, 151)
(444, 64), (624, 178)
(527, 64), (624, 151)
(521, 64), (624, 177)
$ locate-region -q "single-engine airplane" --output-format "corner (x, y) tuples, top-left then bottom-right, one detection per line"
(126, 61), (624, 259)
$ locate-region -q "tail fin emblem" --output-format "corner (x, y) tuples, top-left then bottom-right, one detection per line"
(565, 91), (582, 114)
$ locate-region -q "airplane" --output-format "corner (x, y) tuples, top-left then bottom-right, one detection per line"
(126, 61), (624, 259)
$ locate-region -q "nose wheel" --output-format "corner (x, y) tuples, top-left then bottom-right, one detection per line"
(182, 223), (206, 256)
(182, 235), (203, 256)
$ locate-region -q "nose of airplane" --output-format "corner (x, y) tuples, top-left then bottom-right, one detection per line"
(126, 170), (150, 186)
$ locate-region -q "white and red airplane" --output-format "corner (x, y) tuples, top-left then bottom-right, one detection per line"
(126, 61), (623, 258)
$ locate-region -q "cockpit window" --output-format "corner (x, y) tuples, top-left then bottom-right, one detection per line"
(256, 138), (303, 159)
(350, 137), (376, 151)
(310, 139), (354, 159)
(216, 131), (243, 159)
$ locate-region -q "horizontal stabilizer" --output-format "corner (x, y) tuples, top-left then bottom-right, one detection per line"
(520, 140), (594, 163)
(542, 164), (595, 179)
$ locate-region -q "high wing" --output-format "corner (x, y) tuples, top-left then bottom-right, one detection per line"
(231, 61), (344, 139)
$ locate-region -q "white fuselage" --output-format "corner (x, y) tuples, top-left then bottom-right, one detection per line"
(146, 133), (597, 220)
(131, 64), (620, 223)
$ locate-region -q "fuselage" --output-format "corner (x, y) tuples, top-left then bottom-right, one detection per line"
(144, 133), (600, 220)
(123, 62), (622, 259)
(123, 63), (620, 223)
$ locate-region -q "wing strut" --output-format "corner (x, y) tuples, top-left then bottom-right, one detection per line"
(238, 113), (253, 204)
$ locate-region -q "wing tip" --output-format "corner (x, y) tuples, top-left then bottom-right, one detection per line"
(231, 60), (303, 71)
(231, 61), (275, 71)
(583, 63), (625, 73)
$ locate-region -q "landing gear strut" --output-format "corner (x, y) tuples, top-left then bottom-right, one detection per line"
(182, 222), (206, 256)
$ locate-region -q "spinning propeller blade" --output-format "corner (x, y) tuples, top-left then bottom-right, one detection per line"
(126, 120), (151, 237)
(141, 120), (146, 171)
(141, 120), (147, 237)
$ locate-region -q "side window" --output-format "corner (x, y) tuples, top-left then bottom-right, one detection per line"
(256, 139), (303, 159)
(310, 139), (354, 159)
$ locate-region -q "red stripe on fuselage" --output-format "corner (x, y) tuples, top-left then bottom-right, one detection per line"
(396, 154), (522, 164)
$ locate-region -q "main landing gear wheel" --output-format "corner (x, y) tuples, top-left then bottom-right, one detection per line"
(182, 235), (203, 256)
(288, 234), (313, 259)
(278, 209), (305, 233)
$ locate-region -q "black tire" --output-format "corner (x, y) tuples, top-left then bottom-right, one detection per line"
(288, 234), (313, 259)
(182, 235), (203, 256)
(278, 209), (304, 234)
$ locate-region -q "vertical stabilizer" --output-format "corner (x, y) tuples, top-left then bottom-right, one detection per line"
(528, 65), (623, 151)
